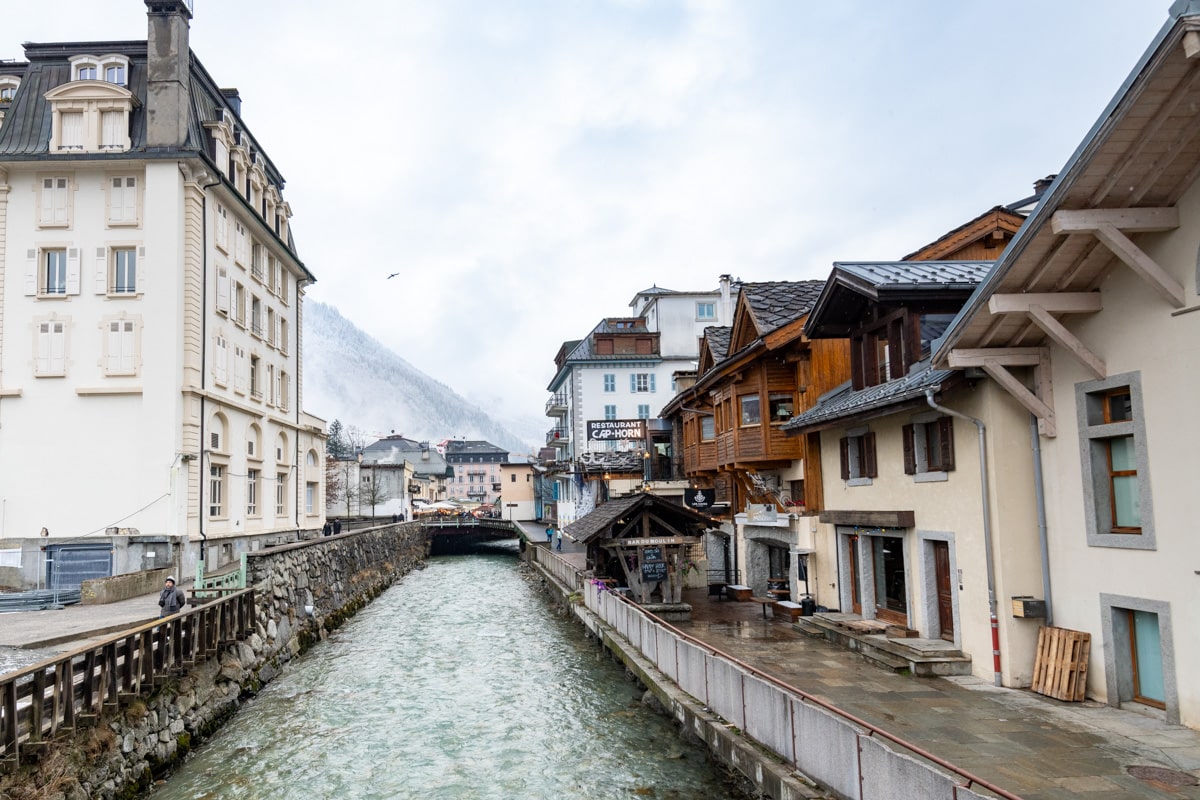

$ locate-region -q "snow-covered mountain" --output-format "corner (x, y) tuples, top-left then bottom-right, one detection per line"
(302, 302), (537, 454)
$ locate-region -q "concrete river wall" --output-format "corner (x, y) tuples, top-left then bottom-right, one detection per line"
(526, 544), (1009, 800)
(0, 523), (427, 800)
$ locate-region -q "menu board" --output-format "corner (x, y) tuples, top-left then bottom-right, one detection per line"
(641, 546), (667, 583)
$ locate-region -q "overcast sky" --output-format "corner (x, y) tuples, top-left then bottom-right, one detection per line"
(2, 1), (1169, 435)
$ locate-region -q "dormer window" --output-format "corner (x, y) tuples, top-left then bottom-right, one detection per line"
(0, 77), (18, 103)
(46, 78), (134, 153)
(70, 54), (129, 86)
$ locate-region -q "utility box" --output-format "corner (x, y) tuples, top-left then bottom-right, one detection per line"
(1011, 596), (1047, 618)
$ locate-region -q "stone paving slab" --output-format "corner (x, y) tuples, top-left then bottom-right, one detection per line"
(675, 588), (1200, 800)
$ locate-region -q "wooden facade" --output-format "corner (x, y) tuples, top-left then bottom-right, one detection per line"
(665, 283), (852, 515)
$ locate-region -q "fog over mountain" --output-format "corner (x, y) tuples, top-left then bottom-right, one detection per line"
(302, 302), (539, 454)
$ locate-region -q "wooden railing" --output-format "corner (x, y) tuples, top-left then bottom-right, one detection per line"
(0, 588), (255, 773)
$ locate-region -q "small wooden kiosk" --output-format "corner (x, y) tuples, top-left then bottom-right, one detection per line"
(563, 493), (718, 607)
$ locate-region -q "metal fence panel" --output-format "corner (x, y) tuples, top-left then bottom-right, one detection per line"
(791, 699), (864, 799)
(859, 734), (958, 800)
(705, 655), (746, 731)
(743, 673), (793, 760)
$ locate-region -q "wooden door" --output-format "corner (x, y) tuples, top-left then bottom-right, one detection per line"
(933, 541), (954, 641)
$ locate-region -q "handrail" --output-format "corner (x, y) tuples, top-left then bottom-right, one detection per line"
(0, 588), (255, 772)
(583, 581), (1023, 800)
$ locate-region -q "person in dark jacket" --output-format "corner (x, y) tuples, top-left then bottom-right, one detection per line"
(323, 520), (333, 536)
(159, 576), (185, 617)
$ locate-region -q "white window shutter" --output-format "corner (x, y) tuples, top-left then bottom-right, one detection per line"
(66, 248), (81, 294)
(630, 374), (636, 392)
(215, 336), (228, 384)
(95, 247), (108, 294)
(40, 180), (54, 223)
(235, 349), (247, 392)
(24, 249), (37, 296)
(107, 322), (121, 372)
(52, 179), (68, 224)
(216, 268), (230, 313)
(123, 177), (137, 221)
(120, 322), (135, 372)
(137, 246), (146, 293)
(274, 314), (281, 346)
(50, 322), (66, 373)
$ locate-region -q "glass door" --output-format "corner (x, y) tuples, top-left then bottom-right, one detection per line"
(1129, 609), (1165, 709)
(872, 535), (908, 625)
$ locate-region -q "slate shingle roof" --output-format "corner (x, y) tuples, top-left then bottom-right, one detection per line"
(781, 363), (959, 433)
(740, 281), (826, 336)
(563, 493), (717, 544)
(703, 326), (731, 361)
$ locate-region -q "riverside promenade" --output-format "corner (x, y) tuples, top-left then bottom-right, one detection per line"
(510, 521), (1200, 799)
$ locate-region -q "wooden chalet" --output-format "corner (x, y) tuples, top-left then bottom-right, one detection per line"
(661, 282), (851, 515)
(563, 493), (717, 605)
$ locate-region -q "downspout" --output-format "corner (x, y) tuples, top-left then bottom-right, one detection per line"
(925, 388), (1001, 687)
(1029, 414), (1053, 627)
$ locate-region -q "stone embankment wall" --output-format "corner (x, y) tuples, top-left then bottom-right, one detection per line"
(1, 524), (428, 800)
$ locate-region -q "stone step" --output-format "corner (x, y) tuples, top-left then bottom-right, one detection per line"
(798, 614), (974, 677)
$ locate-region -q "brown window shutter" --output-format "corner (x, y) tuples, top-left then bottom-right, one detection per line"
(902, 424), (916, 475)
(863, 432), (878, 478)
(938, 416), (955, 472)
(839, 437), (850, 480)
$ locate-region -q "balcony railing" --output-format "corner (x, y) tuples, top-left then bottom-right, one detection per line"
(545, 392), (568, 416)
(546, 426), (569, 446)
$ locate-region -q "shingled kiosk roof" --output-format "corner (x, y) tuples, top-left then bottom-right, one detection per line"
(563, 493), (718, 545)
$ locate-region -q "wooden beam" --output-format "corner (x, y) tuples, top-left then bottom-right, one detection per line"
(1026, 305), (1106, 379)
(1092, 224), (1186, 308)
(979, 361), (1056, 436)
(1051, 207), (1179, 234)
(988, 292), (1102, 314)
(818, 509), (915, 528)
(947, 347), (1044, 368)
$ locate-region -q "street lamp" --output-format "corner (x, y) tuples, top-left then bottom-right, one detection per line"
(643, 450), (651, 484)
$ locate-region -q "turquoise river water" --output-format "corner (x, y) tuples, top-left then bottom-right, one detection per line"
(148, 545), (747, 800)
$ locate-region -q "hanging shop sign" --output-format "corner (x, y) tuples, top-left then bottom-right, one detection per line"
(685, 488), (716, 510)
(586, 419), (647, 441)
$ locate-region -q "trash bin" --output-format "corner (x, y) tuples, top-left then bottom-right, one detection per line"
(799, 595), (816, 616)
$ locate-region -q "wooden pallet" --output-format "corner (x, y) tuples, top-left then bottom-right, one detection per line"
(1031, 626), (1091, 701)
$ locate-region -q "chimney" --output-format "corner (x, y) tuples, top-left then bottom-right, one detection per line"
(144, 0), (192, 149)
(718, 274), (733, 323)
(1033, 174), (1057, 197)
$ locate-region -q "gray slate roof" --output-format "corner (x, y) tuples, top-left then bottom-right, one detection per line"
(782, 363), (958, 433)
(563, 493), (717, 545)
(703, 326), (731, 361)
(830, 261), (993, 294)
(740, 281), (826, 336)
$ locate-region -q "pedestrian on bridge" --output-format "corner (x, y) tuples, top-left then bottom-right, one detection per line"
(159, 576), (185, 617)
(555, 528), (563, 551)
(545, 524), (554, 544)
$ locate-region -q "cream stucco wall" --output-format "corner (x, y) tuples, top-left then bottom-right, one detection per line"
(1032, 177), (1200, 725)
(813, 380), (1044, 687)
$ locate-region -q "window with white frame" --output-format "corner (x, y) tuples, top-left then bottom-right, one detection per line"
(266, 309), (276, 347)
(100, 111), (124, 149)
(279, 270), (289, 305)
(839, 427), (877, 484)
(38, 176), (71, 227)
(47, 72), (133, 153)
(34, 319), (67, 376)
(60, 112), (84, 149)
(209, 464), (226, 517)
(631, 373), (655, 393)
(216, 268), (230, 315)
(233, 283), (246, 326)
(103, 318), (137, 375)
(1077, 372), (1155, 550)
(249, 354), (261, 399)
(603, 373), (615, 392)
(279, 318), (289, 355)
(276, 473), (287, 515)
(267, 364), (276, 405)
(0, 76), (18, 102)
(107, 176), (139, 226)
(305, 482), (316, 515)
(235, 221), (248, 265)
(903, 414), (955, 480)
(696, 301), (715, 320)
(247, 469), (259, 516)
(233, 345), (247, 393)
(251, 296), (262, 337)
(251, 243), (264, 281)
(104, 62), (125, 85)
(108, 247), (138, 294)
(43, 249), (68, 295)
(279, 370), (289, 410)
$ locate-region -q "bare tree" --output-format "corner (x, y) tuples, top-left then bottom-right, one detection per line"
(324, 456), (343, 510)
(361, 472), (389, 518)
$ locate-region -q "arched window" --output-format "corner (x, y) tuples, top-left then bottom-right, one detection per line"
(209, 413), (228, 453)
(247, 423), (262, 459)
(276, 432), (289, 463)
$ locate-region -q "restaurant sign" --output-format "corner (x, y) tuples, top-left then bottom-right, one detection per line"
(586, 419), (646, 441)
(684, 488), (716, 510)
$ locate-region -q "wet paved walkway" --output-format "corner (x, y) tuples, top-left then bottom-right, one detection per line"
(672, 587), (1200, 800)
